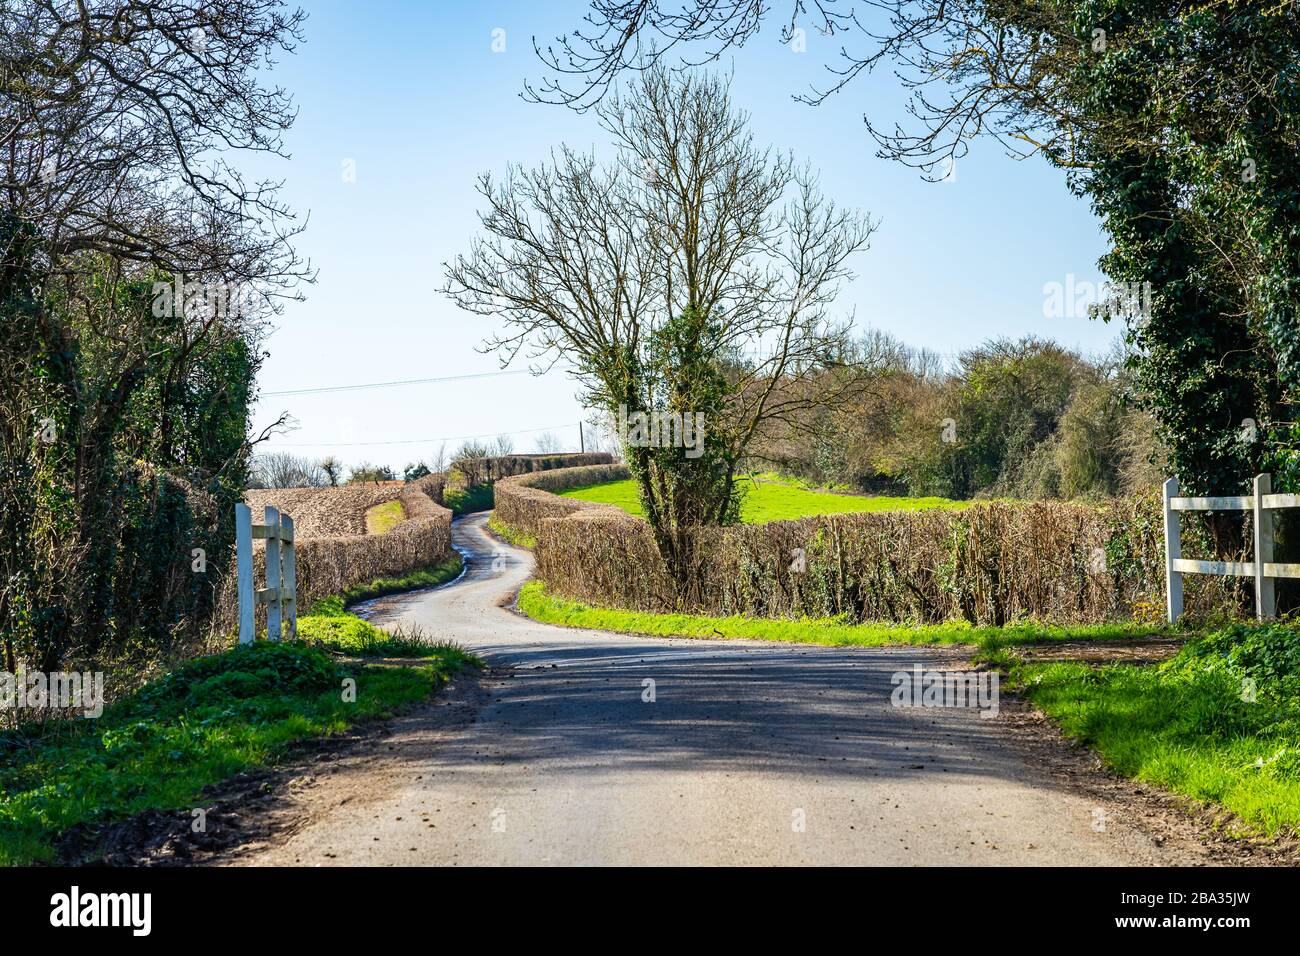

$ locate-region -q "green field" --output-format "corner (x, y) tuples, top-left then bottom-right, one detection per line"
(558, 475), (963, 523)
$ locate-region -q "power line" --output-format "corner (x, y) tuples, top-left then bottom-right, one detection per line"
(260, 369), (532, 398)
(270, 423), (579, 448)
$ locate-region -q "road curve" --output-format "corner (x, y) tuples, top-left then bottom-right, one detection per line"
(239, 513), (1208, 866)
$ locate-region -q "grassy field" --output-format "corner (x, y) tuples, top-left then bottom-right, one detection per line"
(992, 622), (1300, 837)
(517, 580), (1162, 651)
(0, 563), (476, 866)
(364, 499), (405, 534)
(558, 475), (963, 523)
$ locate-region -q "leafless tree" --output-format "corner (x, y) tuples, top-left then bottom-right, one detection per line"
(429, 442), (449, 474)
(445, 66), (875, 582)
(1, 0), (311, 289)
(493, 433), (516, 457)
(252, 452), (326, 489)
(534, 431), (565, 453)
(320, 456), (345, 487)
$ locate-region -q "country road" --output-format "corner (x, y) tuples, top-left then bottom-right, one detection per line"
(236, 513), (1212, 866)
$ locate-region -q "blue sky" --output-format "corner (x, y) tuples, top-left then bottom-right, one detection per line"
(249, 0), (1119, 471)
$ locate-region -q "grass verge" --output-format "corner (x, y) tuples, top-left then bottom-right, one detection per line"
(0, 640), (478, 865)
(517, 580), (1162, 651)
(558, 476), (964, 523)
(299, 594), (468, 658)
(337, 554), (463, 605)
(488, 514), (536, 549)
(0, 560), (478, 865)
(989, 621), (1300, 838)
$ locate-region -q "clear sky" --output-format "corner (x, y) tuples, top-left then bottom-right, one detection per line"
(248, 0), (1120, 472)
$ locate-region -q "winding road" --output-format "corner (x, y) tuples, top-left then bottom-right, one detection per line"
(239, 513), (1211, 866)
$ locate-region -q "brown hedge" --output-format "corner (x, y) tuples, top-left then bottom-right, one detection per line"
(493, 463), (633, 537)
(531, 488), (1246, 626)
(451, 452), (615, 487)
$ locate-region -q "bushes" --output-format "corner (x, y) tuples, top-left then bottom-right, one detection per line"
(529, 476), (1246, 625)
(450, 452), (613, 488)
(493, 463), (632, 537)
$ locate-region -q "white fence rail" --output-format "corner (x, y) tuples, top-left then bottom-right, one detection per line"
(1164, 473), (1300, 623)
(235, 503), (298, 644)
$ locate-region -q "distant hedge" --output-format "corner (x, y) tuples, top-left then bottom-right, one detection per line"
(518, 466), (1246, 626)
(217, 475), (453, 637)
(451, 452), (614, 487)
(493, 463), (632, 537)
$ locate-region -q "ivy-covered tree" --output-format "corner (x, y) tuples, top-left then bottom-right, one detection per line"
(444, 67), (876, 589)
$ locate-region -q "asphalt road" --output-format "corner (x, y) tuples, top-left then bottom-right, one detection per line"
(240, 513), (1205, 866)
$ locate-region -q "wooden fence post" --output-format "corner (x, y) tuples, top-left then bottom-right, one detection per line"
(1163, 477), (1184, 623)
(265, 506), (282, 642)
(1254, 473), (1275, 620)
(236, 503), (255, 644)
(282, 513), (297, 639)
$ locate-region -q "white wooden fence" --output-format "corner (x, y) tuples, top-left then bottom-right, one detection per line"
(1164, 473), (1300, 623)
(235, 503), (297, 644)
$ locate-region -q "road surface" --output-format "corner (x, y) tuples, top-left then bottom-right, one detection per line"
(239, 513), (1208, 866)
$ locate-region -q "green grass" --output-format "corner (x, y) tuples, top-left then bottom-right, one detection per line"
(488, 515), (537, 549)
(298, 594), (469, 658)
(558, 476), (965, 523)
(364, 499), (405, 534)
(0, 559), (479, 865)
(0, 640), (478, 865)
(517, 580), (1162, 651)
(999, 622), (1300, 837)
(444, 483), (494, 515)
(337, 554), (463, 605)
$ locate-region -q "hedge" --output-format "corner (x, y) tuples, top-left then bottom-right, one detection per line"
(519, 466), (1246, 626)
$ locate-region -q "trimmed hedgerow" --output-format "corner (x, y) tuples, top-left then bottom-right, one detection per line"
(523, 469), (1245, 625)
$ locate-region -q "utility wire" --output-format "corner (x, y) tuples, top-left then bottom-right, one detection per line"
(260, 369), (531, 398)
(271, 423), (579, 448)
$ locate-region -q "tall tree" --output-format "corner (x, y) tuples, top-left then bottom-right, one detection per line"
(444, 67), (875, 588)
(1, 0), (308, 668)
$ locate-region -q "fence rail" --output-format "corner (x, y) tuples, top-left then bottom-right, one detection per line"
(1163, 473), (1296, 623)
(235, 503), (297, 644)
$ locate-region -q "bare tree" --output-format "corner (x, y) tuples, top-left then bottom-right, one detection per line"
(493, 434), (516, 457)
(252, 452), (326, 489)
(445, 66), (875, 585)
(320, 456), (345, 487)
(534, 431), (565, 453)
(429, 441), (449, 474)
(1, 0), (311, 289)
